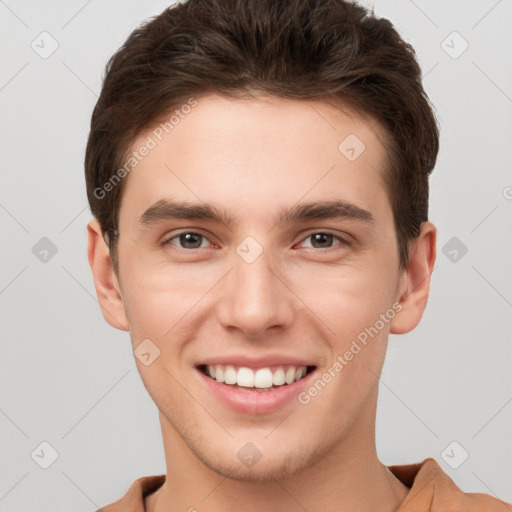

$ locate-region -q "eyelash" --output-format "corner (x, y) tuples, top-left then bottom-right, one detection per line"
(161, 231), (351, 251)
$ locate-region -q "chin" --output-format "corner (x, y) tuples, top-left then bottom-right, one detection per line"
(191, 438), (325, 482)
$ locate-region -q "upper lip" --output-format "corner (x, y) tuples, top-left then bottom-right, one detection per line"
(196, 354), (316, 369)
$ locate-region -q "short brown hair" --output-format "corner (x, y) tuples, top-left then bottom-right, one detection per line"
(85, 0), (439, 273)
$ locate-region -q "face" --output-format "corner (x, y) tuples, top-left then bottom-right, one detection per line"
(94, 93), (422, 480)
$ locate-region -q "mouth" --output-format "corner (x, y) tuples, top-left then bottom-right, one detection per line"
(197, 364), (317, 392)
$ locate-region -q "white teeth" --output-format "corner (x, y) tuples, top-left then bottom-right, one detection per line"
(204, 364), (310, 389)
(215, 365), (224, 383)
(254, 368), (273, 388)
(272, 367), (285, 386)
(224, 365), (237, 385)
(237, 367), (255, 387)
(285, 367), (296, 384)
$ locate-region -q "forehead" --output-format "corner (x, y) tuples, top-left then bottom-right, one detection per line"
(118, 93), (391, 229)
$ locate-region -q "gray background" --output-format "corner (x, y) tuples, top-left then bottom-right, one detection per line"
(1, 0), (511, 510)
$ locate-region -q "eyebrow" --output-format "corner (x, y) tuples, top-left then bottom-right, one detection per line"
(137, 198), (374, 230)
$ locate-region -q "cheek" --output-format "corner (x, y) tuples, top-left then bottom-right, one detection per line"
(122, 255), (398, 335)
(120, 260), (225, 346)
(291, 258), (398, 340)
(295, 267), (396, 423)
(120, 230), (399, 346)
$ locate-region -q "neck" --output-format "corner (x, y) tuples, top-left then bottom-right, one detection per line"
(146, 395), (410, 512)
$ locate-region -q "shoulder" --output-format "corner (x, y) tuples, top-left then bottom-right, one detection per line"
(96, 474), (166, 512)
(389, 458), (512, 512)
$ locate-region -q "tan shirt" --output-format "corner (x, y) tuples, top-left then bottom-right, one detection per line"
(97, 458), (512, 511)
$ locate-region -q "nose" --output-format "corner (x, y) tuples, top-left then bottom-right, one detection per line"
(216, 246), (295, 338)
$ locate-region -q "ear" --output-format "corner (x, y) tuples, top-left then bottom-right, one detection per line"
(87, 218), (129, 331)
(390, 221), (436, 335)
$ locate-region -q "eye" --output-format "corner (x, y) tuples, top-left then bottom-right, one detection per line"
(298, 232), (349, 249)
(161, 231), (349, 251)
(164, 232), (212, 250)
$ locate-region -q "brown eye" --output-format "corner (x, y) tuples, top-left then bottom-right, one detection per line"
(165, 232), (209, 249)
(300, 232), (348, 249)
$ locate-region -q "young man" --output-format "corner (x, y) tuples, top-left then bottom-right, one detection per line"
(85, 0), (512, 510)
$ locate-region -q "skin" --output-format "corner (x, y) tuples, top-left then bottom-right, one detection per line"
(87, 93), (436, 512)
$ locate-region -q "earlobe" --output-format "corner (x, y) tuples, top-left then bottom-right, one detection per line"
(87, 218), (129, 331)
(390, 222), (437, 335)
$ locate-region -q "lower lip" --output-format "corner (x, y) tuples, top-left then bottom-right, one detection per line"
(196, 368), (316, 415)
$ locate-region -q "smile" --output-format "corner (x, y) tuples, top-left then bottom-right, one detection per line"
(195, 361), (318, 414)
(198, 364), (315, 391)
